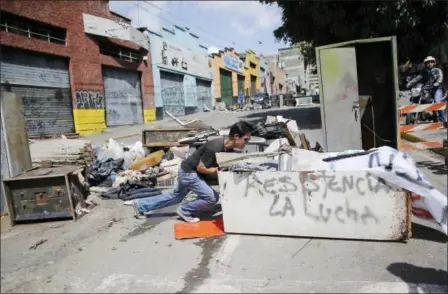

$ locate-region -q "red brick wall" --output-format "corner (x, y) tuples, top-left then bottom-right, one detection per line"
(0, 0), (155, 133)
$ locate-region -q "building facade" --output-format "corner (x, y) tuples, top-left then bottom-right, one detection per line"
(239, 50), (260, 97)
(258, 54), (272, 96)
(278, 46), (306, 94)
(266, 54), (287, 95)
(147, 25), (213, 120)
(306, 65), (319, 93)
(0, 0), (156, 136)
(211, 48), (245, 107)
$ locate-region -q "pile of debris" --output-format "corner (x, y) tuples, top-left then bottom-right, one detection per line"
(85, 115), (217, 205)
(86, 139), (178, 202)
(253, 115), (323, 152)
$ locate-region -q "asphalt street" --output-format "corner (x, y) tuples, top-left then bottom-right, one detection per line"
(1, 106), (446, 293)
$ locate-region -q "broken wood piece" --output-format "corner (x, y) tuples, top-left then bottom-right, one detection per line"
(298, 133), (311, 150)
(279, 122), (297, 146)
(164, 110), (186, 126)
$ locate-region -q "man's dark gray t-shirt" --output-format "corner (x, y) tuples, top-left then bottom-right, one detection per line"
(181, 138), (225, 173)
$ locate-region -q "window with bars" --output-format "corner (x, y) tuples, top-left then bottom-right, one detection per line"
(98, 40), (142, 63)
(0, 11), (66, 45)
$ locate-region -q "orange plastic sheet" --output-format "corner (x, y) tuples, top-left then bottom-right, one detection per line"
(174, 217), (225, 240)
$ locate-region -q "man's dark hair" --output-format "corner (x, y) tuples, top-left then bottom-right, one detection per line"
(229, 121), (252, 138)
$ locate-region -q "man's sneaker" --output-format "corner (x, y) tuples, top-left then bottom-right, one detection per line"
(176, 206), (200, 223)
(123, 200), (133, 206)
(132, 200), (152, 219)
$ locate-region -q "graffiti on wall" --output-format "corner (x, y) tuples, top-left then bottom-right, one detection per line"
(197, 88), (212, 111)
(161, 86), (186, 116)
(221, 170), (398, 228)
(21, 90), (61, 135)
(75, 90), (105, 109)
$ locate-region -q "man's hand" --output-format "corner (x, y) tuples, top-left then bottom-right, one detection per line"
(406, 83), (413, 89)
(433, 82), (441, 87)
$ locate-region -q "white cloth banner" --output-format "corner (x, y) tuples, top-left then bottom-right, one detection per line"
(326, 146), (448, 235)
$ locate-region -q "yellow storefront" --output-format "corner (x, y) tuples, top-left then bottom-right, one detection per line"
(211, 48), (246, 107)
(241, 49), (260, 97)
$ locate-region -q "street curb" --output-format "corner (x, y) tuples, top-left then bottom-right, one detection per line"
(112, 133), (140, 141)
(401, 132), (447, 157)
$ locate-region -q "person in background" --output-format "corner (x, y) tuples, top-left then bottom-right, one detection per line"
(237, 90), (245, 109)
(131, 121), (252, 222)
(407, 56), (446, 125)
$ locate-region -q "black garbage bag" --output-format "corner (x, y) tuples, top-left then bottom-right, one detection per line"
(251, 121), (283, 139)
(87, 158), (124, 187)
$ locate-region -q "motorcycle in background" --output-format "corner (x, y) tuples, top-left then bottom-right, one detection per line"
(405, 83), (439, 125)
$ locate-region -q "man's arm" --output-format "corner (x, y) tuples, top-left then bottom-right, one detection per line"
(407, 74), (423, 88)
(434, 68), (443, 87)
(196, 149), (218, 175)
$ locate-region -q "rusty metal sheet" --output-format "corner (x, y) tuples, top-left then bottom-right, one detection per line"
(3, 166), (81, 181)
(143, 142), (187, 148)
(218, 170), (411, 241)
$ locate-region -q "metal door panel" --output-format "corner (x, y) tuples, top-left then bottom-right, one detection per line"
(1, 115), (8, 213)
(160, 71), (185, 116)
(316, 36), (399, 150)
(196, 79), (212, 112)
(103, 67), (144, 126)
(1, 86), (74, 136)
(219, 69), (232, 107)
(319, 48), (362, 151)
(0, 48), (73, 136)
(0, 47), (70, 88)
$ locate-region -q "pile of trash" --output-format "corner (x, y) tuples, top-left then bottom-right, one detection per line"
(86, 139), (182, 203)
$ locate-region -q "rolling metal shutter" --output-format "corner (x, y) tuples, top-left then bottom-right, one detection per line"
(103, 67), (144, 126)
(219, 69), (232, 107)
(0, 86), (73, 136)
(196, 79), (212, 112)
(0, 47), (74, 137)
(160, 71), (185, 117)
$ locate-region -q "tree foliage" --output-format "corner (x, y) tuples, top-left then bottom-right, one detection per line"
(261, 0), (448, 66)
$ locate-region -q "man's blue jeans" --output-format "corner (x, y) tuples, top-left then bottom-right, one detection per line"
(434, 88), (446, 123)
(134, 168), (219, 216)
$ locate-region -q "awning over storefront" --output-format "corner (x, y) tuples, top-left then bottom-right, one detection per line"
(82, 13), (149, 50)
